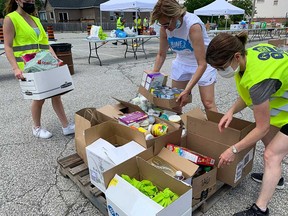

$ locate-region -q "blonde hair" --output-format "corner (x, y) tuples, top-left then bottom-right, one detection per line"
(150, 0), (186, 25)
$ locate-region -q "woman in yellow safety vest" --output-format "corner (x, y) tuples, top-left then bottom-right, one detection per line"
(206, 31), (288, 216)
(3, 0), (75, 139)
(134, 15), (142, 35)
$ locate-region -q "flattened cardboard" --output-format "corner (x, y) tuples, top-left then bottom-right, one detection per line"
(19, 64), (74, 100)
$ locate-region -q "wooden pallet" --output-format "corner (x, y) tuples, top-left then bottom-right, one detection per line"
(58, 153), (232, 216)
(58, 153), (108, 216)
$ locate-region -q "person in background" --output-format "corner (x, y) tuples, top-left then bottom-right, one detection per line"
(3, 0), (75, 139)
(134, 14), (142, 35)
(205, 20), (210, 31)
(149, 0), (217, 112)
(143, 16), (149, 30)
(206, 31), (288, 216)
(112, 12), (127, 45)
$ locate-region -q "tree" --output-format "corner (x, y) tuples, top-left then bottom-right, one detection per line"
(231, 0), (253, 23)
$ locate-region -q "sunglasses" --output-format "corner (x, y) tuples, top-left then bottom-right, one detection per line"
(156, 18), (172, 28)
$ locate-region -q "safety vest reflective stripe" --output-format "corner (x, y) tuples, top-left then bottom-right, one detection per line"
(270, 104), (288, 116)
(13, 44), (49, 52)
(15, 57), (24, 62)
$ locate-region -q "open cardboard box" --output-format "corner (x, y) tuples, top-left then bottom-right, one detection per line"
(19, 64), (74, 100)
(138, 85), (192, 110)
(138, 71), (191, 109)
(85, 121), (149, 192)
(103, 156), (192, 216)
(182, 108), (256, 187)
(153, 140), (217, 207)
(75, 108), (112, 164)
(96, 97), (182, 150)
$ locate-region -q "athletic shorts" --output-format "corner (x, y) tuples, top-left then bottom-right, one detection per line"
(280, 124), (288, 136)
(170, 60), (217, 86)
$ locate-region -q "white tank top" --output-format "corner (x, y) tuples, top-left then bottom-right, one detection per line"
(166, 12), (211, 66)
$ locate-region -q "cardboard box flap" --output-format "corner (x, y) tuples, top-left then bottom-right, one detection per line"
(206, 110), (255, 131)
(181, 107), (207, 127)
(112, 97), (143, 113)
(84, 121), (147, 148)
(96, 105), (123, 120)
(136, 157), (191, 195)
(157, 147), (198, 177)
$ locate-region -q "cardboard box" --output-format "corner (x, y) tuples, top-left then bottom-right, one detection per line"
(153, 140), (217, 207)
(104, 157), (192, 216)
(96, 98), (182, 150)
(86, 138), (146, 192)
(138, 85), (192, 109)
(183, 108), (256, 187)
(75, 108), (111, 164)
(19, 64), (74, 100)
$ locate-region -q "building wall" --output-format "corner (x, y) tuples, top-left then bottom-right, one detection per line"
(255, 0), (288, 19)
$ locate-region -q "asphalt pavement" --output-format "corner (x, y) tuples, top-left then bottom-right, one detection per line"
(0, 32), (287, 216)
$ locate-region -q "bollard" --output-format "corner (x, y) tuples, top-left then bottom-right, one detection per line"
(47, 25), (56, 41)
(87, 24), (92, 35)
(0, 26), (4, 43)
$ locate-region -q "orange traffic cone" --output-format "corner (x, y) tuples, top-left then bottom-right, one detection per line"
(47, 25), (56, 41)
(87, 24), (92, 35)
(0, 26), (4, 43)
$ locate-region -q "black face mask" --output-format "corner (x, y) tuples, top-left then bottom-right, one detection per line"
(21, 3), (35, 14)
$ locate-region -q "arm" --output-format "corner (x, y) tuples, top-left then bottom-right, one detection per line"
(183, 24), (207, 94)
(152, 27), (169, 72)
(218, 99), (270, 168)
(176, 24), (207, 106)
(218, 97), (247, 132)
(3, 16), (24, 80)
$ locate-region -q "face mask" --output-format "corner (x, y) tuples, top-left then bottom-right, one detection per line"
(175, 19), (181, 29)
(21, 3), (35, 14)
(218, 64), (240, 78)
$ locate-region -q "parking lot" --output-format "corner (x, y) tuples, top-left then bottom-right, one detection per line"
(0, 32), (287, 216)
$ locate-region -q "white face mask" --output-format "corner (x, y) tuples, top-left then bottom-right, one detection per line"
(217, 64), (240, 78)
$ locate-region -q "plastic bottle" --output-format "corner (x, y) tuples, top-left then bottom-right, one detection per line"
(174, 170), (185, 181)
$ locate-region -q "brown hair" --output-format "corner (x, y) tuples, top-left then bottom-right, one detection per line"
(150, 0), (186, 25)
(206, 31), (248, 67)
(4, 0), (18, 15)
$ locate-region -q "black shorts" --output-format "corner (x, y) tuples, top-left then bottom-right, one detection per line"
(280, 124), (288, 136)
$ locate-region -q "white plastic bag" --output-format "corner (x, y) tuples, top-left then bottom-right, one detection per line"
(110, 30), (116, 38)
(124, 27), (136, 37)
(87, 25), (101, 40)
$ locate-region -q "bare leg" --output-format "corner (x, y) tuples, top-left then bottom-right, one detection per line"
(51, 96), (68, 128)
(31, 99), (45, 127)
(198, 83), (217, 112)
(256, 131), (288, 210)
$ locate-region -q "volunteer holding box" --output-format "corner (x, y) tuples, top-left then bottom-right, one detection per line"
(3, 0), (74, 138)
(149, 0), (217, 111)
(206, 31), (288, 216)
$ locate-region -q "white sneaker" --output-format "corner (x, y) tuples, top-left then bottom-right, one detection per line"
(32, 127), (53, 139)
(62, 123), (75, 136)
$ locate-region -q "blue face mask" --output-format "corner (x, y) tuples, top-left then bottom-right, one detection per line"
(175, 19), (182, 29)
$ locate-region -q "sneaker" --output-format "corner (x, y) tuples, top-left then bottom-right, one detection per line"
(62, 123), (75, 136)
(32, 127), (52, 139)
(121, 42), (127, 45)
(112, 42), (117, 45)
(251, 173), (284, 190)
(233, 203), (269, 216)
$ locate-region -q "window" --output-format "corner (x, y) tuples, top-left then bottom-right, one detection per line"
(39, 12), (47, 21)
(257, 0), (264, 2)
(273, 0), (278, 5)
(59, 12), (69, 22)
(50, 12), (54, 19)
(110, 11), (114, 21)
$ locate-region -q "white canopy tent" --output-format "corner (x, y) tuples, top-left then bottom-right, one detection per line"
(100, 0), (157, 28)
(194, 0), (245, 29)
